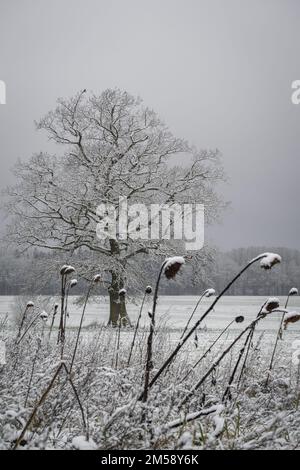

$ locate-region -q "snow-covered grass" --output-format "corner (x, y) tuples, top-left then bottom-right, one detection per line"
(1, 303), (300, 450)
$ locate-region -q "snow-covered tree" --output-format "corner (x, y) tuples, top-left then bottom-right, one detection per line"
(4, 89), (224, 325)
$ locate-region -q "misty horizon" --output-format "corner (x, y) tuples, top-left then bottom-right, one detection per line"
(1, 0), (300, 251)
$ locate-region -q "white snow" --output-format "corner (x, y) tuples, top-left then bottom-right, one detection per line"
(72, 435), (97, 450)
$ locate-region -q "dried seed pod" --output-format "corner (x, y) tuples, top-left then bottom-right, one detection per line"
(235, 315), (244, 323)
(260, 253), (281, 270)
(289, 287), (298, 296)
(93, 274), (101, 283)
(164, 256), (185, 280)
(264, 298), (280, 313)
(284, 311), (300, 330)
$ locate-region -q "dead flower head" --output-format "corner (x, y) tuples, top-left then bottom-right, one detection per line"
(284, 311), (300, 330)
(164, 256), (185, 280)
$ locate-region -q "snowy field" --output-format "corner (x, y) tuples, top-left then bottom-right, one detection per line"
(2, 295), (300, 332)
(1, 294), (300, 450)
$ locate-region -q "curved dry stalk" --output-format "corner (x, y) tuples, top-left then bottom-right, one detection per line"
(16, 312), (41, 345)
(180, 315), (265, 407)
(13, 363), (64, 450)
(58, 274), (68, 344)
(69, 281), (93, 372)
(115, 315), (122, 369)
(181, 318), (236, 383)
(146, 254), (275, 394)
(24, 339), (42, 407)
(265, 293), (293, 387)
(179, 290), (208, 340)
(223, 302), (267, 400)
(223, 327), (253, 402)
(142, 260), (168, 402)
(13, 361), (88, 449)
(15, 305), (30, 343)
(127, 291), (147, 367)
(49, 304), (58, 341)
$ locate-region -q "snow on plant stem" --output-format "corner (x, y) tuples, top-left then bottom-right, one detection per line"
(145, 252), (282, 396)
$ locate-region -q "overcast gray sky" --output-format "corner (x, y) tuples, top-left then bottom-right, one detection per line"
(0, 0), (300, 250)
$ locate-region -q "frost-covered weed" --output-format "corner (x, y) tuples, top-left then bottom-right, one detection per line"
(1, 317), (300, 450)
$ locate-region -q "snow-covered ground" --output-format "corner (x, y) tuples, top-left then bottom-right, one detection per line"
(1, 294), (300, 450)
(2, 295), (300, 331)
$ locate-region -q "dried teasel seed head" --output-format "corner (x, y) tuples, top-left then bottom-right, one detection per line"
(260, 253), (282, 270)
(164, 256), (185, 280)
(289, 287), (298, 296)
(264, 298), (280, 313)
(283, 311), (300, 330)
(93, 274), (102, 283)
(26, 301), (34, 308)
(235, 315), (245, 323)
(145, 286), (153, 294)
(70, 279), (78, 288)
(40, 310), (48, 320)
(205, 288), (216, 298)
(60, 264), (69, 275)
(64, 265), (75, 275)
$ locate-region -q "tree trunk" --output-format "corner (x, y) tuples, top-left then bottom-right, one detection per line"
(108, 239), (131, 327)
(108, 272), (130, 327)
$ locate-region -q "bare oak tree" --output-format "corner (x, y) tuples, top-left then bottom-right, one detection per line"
(4, 89), (224, 325)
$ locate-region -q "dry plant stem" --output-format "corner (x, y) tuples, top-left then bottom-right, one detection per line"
(15, 306), (29, 343)
(225, 302), (266, 397)
(58, 275), (67, 344)
(61, 284), (72, 358)
(180, 315), (264, 407)
(142, 260), (168, 402)
(146, 255), (267, 394)
(56, 327), (104, 438)
(265, 295), (290, 387)
(236, 325), (255, 388)
(127, 292), (147, 367)
(181, 319), (236, 383)
(24, 340), (41, 407)
(61, 362), (88, 440)
(179, 291), (207, 340)
(163, 406), (220, 431)
(16, 312), (41, 345)
(115, 315), (122, 369)
(69, 281), (93, 373)
(13, 362), (88, 449)
(49, 305), (57, 340)
(12, 363), (64, 450)
(222, 328), (253, 402)
(63, 283), (71, 332)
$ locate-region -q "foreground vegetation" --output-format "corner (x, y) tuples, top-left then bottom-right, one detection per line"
(0, 252), (300, 450)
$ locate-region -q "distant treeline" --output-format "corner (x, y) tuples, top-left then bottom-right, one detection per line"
(0, 246), (299, 296)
